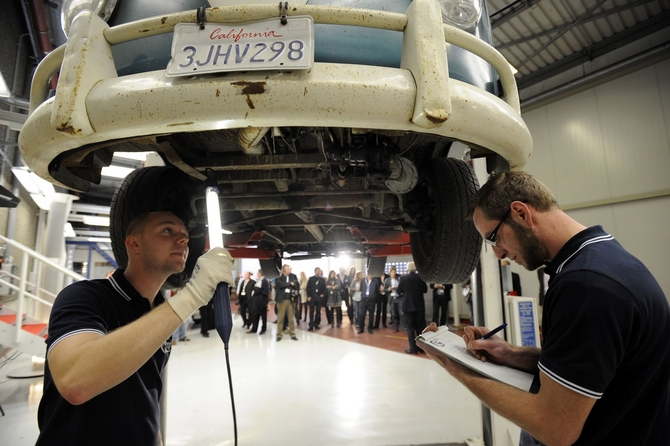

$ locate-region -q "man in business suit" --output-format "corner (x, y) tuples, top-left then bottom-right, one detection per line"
(357, 272), (379, 334)
(373, 273), (389, 329)
(398, 262), (427, 354)
(338, 267), (353, 324)
(247, 270), (270, 334)
(306, 267), (326, 331)
(430, 283), (452, 326)
(236, 271), (255, 329)
(385, 267), (402, 332)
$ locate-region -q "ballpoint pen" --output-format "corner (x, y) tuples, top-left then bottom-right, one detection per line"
(479, 322), (507, 340)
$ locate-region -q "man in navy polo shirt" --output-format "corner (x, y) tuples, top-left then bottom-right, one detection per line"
(36, 212), (234, 445)
(425, 171), (670, 445)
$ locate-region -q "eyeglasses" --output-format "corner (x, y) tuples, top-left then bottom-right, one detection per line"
(484, 208), (511, 247)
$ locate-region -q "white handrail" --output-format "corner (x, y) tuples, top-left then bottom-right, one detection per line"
(0, 234), (86, 344)
(0, 269), (58, 300)
(0, 277), (57, 306)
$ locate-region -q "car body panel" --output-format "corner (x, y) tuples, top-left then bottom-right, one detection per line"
(22, 2), (530, 191)
(20, 0), (532, 282)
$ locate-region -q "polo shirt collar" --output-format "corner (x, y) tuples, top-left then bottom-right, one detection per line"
(107, 268), (165, 305)
(545, 225), (613, 278)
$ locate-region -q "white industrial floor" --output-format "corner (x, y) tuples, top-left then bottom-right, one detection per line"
(0, 318), (484, 445)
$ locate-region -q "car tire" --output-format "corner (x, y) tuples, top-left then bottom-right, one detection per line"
(110, 166), (206, 289)
(410, 158), (482, 284)
(367, 256), (387, 277)
(260, 256), (282, 279)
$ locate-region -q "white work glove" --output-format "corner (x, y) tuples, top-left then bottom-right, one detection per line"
(168, 247), (235, 322)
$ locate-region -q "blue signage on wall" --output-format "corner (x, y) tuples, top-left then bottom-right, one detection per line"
(517, 301), (537, 347)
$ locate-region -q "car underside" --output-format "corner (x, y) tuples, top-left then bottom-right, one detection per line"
(19, 0), (533, 286)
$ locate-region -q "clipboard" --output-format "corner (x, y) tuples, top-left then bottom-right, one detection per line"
(416, 326), (536, 392)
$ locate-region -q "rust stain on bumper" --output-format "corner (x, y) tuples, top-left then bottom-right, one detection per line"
(426, 114), (447, 124)
(231, 81), (266, 95)
(56, 123), (83, 135)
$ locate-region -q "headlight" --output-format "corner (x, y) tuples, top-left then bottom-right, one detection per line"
(438, 0), (483, 31)
(61, 0), (118, 37)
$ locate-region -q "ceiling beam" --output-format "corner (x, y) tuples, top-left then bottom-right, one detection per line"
(0, 109), (26, 132)
(490, 0), (542, 28)
(514, 0), (611, 71)
(521, 40), (670, 111)
(516, 10), (670, 91)
(496, 0), (658, 50)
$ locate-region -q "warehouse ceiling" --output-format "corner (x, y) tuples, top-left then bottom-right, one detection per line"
(491, 0), (669, 83)
(491, 0), (670, 108)
(1, 0), (669, 212)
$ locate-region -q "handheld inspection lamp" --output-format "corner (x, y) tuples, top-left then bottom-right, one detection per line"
(205, 186), (238, 445)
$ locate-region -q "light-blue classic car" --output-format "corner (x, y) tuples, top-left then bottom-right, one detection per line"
(20, 0), (532, 286)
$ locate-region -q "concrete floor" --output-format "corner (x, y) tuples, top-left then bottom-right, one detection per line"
(0, 310), (484, 445)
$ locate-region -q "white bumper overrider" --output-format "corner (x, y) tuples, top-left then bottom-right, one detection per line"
(20, 1), (532, 189)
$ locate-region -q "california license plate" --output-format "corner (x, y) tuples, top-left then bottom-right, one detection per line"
(166, 16), (314, 77)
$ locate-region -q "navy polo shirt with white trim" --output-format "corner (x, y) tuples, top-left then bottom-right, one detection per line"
(36, 269), (171, 446)
(540, 226), (670, 445)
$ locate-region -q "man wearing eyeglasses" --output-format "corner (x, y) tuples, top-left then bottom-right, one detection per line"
(424, 171), (670, 446)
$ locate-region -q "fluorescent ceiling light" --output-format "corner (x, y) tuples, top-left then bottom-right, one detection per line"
(0, 72), (9, 98)
(11, 166), (57, 210)
(206, 187), (223, 249)
(11, 167), (55, 195)
(87, 237), (112, 243)
(71, 203), (110, 213)
(64, 223), (76, 238)
(82, 215), (110, 226)
(113, 151), (155, 162)
(101, 165), (135, 178)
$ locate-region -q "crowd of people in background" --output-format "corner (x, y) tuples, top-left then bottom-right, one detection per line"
(183, 262), (471, 354)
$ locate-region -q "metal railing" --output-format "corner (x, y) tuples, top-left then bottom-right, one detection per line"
(0, 234), (86, 344)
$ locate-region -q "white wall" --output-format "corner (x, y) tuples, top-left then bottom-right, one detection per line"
(513, 58), (670, 302)
(235, 255), (366, 283)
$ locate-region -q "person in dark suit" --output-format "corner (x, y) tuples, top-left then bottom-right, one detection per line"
(306, 267), (326, 331)
(236, 271), (255, 329)
(373, 273), (388, 329)
(430, 283), (452, 326)
(247, 270), (270, 334)
(199, 299), (214, 338)
(385, 267), (402, 332)
(357, 272), (379, 334)
(338, 267), (354, 324)
(397, 262), (427, 354)
(325, 270), (343, 327)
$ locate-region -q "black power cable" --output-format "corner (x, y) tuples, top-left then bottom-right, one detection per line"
(213, 283), (237, 446)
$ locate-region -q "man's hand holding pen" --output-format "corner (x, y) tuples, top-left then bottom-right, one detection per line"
(462, 325), (510, 365)
(421, 322), (515, 374)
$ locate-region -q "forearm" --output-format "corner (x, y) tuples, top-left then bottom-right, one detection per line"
(50, 303), (181, 405)
(455, 369), (547, 440)
(464, 326), (540, 374)
(505, 346), (541, 373)
(453, 368), (584, 446)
